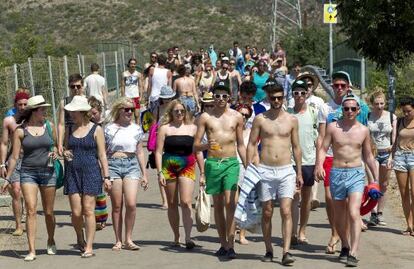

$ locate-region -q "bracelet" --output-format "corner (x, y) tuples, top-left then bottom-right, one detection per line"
(103, 176), (111, 181)
(0, 164), (6, 168)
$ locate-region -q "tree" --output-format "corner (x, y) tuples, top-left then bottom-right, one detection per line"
(337, 0), (414, 111)
(337, 0), (414, 69)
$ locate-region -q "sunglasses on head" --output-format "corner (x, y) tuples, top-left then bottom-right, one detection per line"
(123, 107), (135, 113)
(69, 84), (82, 90)
(173, 109), (185, 114)
(343, 106), (358, 112)
(214, 94), (229, 99)
(293, 91), (307, 96)
(269, 95), (284, 101)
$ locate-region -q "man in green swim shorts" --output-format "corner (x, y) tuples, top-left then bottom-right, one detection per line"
(194, 81), (246, 259)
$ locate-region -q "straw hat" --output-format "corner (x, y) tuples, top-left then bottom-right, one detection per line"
(64, 96), (91, 111)
(201, 92), (214, 103)
(296, 72), (319, 90)
(26, 95), (51, 110)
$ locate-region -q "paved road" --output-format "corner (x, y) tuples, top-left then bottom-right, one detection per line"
(1, 165), (414, 269)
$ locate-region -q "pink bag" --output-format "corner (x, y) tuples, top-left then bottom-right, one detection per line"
(147, 123), (158, 152)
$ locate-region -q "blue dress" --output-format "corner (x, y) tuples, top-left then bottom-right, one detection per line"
(64, 124), (102, 195)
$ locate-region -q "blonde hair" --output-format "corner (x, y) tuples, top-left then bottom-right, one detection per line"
(110, 97), (134, 122)
(369, 87), (386, 105)
(160, 99), (192, 126)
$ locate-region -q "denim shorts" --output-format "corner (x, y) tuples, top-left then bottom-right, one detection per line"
(179, 96), (197, 114)
(20, 166), (57, 187)
(393, 150), (414, 172)
(329, 166), (365, 201)
(376, 151), (390, 166)
(108, 156), (141, 180)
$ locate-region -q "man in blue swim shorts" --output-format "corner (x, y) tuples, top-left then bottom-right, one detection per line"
(316, 93), (379, 267)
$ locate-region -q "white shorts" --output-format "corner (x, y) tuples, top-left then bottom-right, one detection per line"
(258, 164), (296, 201)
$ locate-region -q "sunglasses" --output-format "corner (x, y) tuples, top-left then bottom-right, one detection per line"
(173, 109), (185, 114)
(123, 107), (135, 113)
(69, 84), (82, 90)
(269, 96), (284, 101)
(204, 105), (214, 109)
(240, 113), (250, 119)
(151, 55), (157, 58)
(343, 106), (358, 112)
(333, 83), (347, 89)
(214, 94), (229, 99)
(293, 91), (307, 96)
(230, 62), (236, 65)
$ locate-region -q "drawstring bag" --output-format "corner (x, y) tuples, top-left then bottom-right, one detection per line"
(195, 187), (211, 232)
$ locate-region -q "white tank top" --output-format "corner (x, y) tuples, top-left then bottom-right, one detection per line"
(150, 67), (168, 101)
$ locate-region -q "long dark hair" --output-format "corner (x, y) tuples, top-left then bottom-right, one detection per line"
(16, 108), (36, 124)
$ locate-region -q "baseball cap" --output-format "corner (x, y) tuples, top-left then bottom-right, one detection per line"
(332, 71), (352, 84)
(341, 92), (361, 106)
(213, 81), (230, 93)
(291, 80), (308, 91)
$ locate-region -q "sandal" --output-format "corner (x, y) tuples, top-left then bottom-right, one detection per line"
(325, 239), (340, 254)
(401, 228), (413, 236)
(112, 242), (123, 251)
(12, 228), (24, 236)
(123, 242), (140, 251)
(80, 252), (95, 258)
(170, 241), (181, 248)
(75, 241), (86, 253)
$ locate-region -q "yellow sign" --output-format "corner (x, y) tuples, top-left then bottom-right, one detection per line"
(323, 4), (337, 24)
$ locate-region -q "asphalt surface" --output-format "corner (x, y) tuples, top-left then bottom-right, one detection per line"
(1, 164), (414, 269)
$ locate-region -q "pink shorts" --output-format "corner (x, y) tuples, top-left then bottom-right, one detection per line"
(132, 97), (140, 109)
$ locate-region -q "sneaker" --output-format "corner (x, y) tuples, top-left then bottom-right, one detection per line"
(368, 213), (378, 226)
(339, 247), (350, 262)
(215, 247), (227, 256)
(377, 212), (387, 226)
(346, 255), (359, 267)
(227, 248), (236, 259)
(47, 244), (57, 255)
(281, 252), (295, 266)
(261, 251), (273, 262)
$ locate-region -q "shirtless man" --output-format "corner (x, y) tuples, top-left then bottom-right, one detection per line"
(1, 90), (30, 236)
(173, 64), (199, 114)
(247, 78), (303, 265)
(194, 81), (246, 259)
(316, 94), (379, 267)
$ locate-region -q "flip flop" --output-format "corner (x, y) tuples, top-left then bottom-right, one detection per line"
(325, 239), (340, 254)
(12, 229), (24, 236)
(123, 242), (141, 251)
(80, 252), (95, 258)
(401, 229), (412, 236)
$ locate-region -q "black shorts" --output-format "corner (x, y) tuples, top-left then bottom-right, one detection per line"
(294, 165), (315, 187)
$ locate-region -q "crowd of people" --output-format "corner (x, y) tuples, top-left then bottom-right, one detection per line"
(1, 42), (414, 267)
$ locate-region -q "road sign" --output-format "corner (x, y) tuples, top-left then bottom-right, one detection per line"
(324, 3), (337, 24)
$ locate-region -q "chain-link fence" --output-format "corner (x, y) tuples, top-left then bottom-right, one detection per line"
(0, 47), (146, 125)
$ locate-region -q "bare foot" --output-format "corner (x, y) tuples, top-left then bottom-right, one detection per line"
(239, 237), (249, 245)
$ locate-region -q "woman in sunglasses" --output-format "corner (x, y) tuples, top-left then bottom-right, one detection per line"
(155, 100), (204, 249)
(105, 97), (148, 251)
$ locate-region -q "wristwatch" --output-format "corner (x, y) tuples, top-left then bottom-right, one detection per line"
(103, 176), (112, 182)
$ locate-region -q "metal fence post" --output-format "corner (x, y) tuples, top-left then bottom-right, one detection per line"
(115, 51), (120, 98)
(81, 54), (85, 77)
(48, 56), (57, 125)
(102, 52), (107, 87)
(77, 54), (82, 75)
(63, 56), (69, 97)
(13, 64), (18, 92)
(121, 48), (125, 72)
(28, 57), (35, 95)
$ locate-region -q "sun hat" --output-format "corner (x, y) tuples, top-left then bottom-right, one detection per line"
(26, 95), (51, 110)
(296, 71), (319, 90)
(159, 85), (176, 99)
(201, 92), (214, 103)
(64, 95), (91, 111)
(291, 80), (308, 91)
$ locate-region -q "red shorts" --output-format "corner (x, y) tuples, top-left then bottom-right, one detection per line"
(131, 97), (140, 109)
(323, 156), (334, 187)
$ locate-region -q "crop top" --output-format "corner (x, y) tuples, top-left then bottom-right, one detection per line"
(164, 135), (194, 156)
(104, 123), (144, 154)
